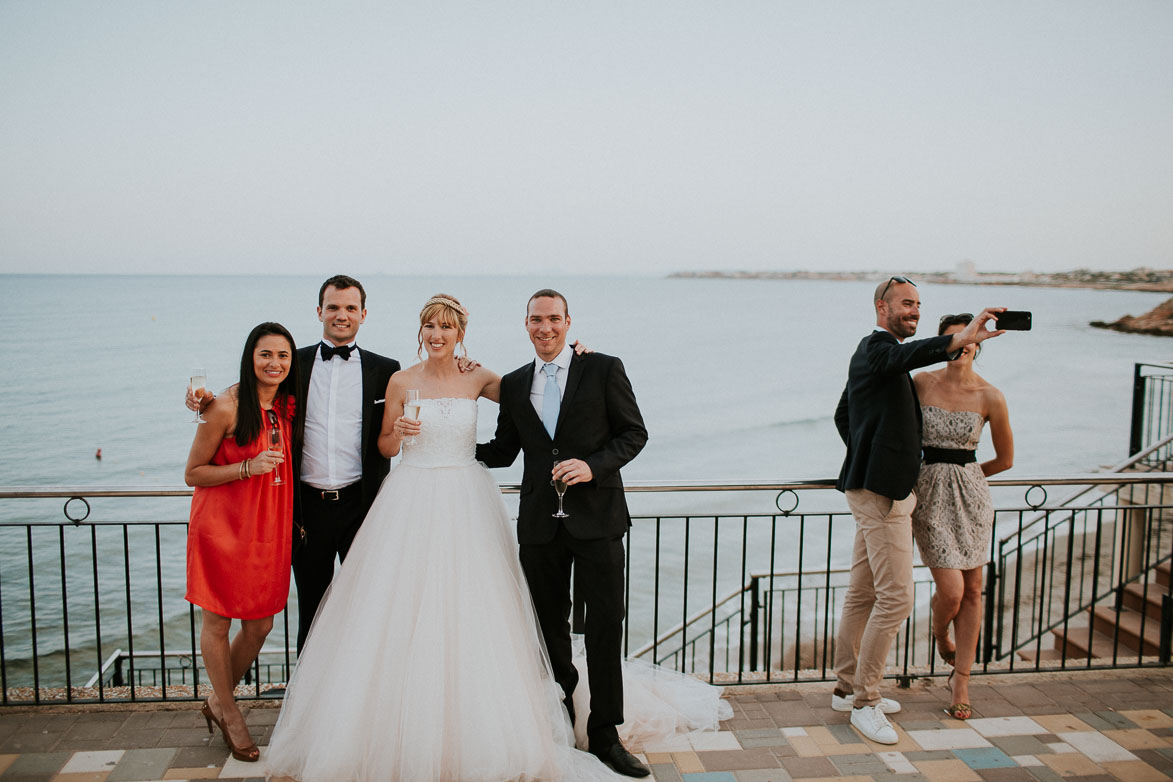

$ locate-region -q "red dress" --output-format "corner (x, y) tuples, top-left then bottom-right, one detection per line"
(186, 399), (294, 620)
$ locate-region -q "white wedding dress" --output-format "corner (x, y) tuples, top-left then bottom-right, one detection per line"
(266, 398), (730, 782)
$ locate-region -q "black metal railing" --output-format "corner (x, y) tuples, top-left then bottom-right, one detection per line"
(4, 470), (1173, 705)
(1130, 362), (1173, 464)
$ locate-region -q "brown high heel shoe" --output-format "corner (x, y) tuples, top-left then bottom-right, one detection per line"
(201, 700), (260, 762)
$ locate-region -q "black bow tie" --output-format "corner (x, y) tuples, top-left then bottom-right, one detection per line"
(321, 343), (355, 361)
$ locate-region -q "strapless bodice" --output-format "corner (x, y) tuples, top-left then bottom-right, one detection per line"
(921, 404), (984, 450)
(401, 398), (478, 468)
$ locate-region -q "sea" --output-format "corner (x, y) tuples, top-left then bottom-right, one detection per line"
(0, 273), (1169, 678)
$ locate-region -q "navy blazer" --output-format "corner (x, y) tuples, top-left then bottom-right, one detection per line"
(834, 330), (956, 500)
(477, 352), (648, 544)
(293, 344), (400, 518)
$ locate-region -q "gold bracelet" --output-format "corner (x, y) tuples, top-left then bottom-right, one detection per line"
(244, 458), (252, 479)
(238, 461), (246, 481)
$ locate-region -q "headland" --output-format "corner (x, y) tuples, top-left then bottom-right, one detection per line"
(669, 266), (1173, 293)
(671, 266), (1173, 336)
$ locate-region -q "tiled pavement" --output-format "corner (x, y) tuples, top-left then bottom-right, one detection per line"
(1, 669), (1172, 781)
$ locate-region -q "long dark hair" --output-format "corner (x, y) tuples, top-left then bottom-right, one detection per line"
(235, 322), (302, 451)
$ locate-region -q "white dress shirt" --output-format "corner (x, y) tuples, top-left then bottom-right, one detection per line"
(301, 342), (364, 490)
(529, 344), (572, 419)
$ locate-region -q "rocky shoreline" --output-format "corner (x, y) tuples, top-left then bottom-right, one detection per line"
(669, 267), (1173, 293)
(1091, 297), (1173, 337)
(671, 267), (1173, 336)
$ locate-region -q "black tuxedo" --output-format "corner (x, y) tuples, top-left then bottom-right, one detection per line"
(291, 344), (399, 651)
(834, 330), (955, 500)
(477, 351), (647, 750)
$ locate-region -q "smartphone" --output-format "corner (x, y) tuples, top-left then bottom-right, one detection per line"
(996, 310), (1032, 331)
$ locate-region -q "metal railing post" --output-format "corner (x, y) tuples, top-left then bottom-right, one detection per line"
(1161, 595), (1173, 665)
(983, 559), (997, 664)
(1131, 363), (1147, 457)
(748, 576), (760, 672)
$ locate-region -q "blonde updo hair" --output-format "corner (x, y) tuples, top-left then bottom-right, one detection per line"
(417, 293), (470, 359)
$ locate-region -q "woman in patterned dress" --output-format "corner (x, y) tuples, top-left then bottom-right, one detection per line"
(911, 313), (1014, 719)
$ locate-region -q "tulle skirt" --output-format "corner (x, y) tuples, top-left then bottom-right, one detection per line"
(266, 461), (729, 782)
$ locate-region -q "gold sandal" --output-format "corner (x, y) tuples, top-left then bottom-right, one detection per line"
(944, 702), (973, 720)
(944, 671), (972, 720)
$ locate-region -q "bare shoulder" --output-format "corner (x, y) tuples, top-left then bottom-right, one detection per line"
(205, 385), (238, 430)
(469, 365), (501, 385)
(913, 368), (943, 391)
(981, 380), (1007, 410)
(387, 364), (423, 389)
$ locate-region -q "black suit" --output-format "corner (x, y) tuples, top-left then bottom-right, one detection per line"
(834, 330), (956, 500)
(291, 344), (399, 651)
(477, 351), (647, 750)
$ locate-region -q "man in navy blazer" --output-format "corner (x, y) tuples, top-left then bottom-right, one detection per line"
(477, 289), (650, 777)
(831, 276), (1002, 744)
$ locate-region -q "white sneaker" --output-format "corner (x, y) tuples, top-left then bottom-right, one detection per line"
(831, 692), (902, 713)
(850, 704), (899, 744)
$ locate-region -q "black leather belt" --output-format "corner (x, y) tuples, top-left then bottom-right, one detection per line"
(308, 482), (362, 502)
(922, 446), (977, 465)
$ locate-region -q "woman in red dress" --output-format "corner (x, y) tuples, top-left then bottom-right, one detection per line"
(184, 322), (301, 762)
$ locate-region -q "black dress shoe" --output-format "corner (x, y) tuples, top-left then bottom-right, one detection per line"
(592, 743), (650, 778)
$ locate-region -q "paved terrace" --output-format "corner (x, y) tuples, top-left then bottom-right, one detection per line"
(0, 669), (1171, 781)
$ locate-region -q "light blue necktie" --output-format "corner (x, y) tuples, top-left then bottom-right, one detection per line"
(541, 363), (560, 439)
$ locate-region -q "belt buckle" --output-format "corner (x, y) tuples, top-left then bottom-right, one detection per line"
(321, 490), (341, 501)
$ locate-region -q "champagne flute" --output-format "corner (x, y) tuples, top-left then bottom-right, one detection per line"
(403, 390), (421, 446)
(190, 369), (207, 424)
(267, 411), (284, 486)
(552, 460), (569, 518)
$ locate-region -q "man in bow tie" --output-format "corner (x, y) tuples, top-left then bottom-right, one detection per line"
(477, 289), (650, 777)
(290, 275), (400, 652)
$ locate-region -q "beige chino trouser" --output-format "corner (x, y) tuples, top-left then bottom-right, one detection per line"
(833, 488), (916, 708)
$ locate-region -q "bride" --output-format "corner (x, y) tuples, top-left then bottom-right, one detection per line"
(266, 294), (729, 782)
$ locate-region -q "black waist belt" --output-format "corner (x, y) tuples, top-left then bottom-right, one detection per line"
(305, 481), (362, 502)
(922, 446), (977, 465)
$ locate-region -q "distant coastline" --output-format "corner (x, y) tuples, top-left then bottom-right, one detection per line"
(668, 267), (1173, 293)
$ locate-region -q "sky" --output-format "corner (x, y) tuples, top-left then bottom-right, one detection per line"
(1, 1), (1171, 277)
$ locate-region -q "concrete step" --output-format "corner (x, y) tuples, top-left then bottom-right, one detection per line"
(1091, 605), (1164, 655)
(1159, 561), (1171, 588)
(1042, 624), (1127, 660)
(1013, 623), (1121, 661)
(1122, 581), (1172, 620)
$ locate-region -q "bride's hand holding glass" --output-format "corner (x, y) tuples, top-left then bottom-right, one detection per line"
(396, 390), (422, 445)
(395, 415), (422, 442)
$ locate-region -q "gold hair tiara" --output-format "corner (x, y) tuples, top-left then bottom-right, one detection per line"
(423, 295), (469, 318)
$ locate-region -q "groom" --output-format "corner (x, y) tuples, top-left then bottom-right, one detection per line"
(477, 289), (650, 778)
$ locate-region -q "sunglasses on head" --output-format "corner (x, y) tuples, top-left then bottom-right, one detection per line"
(939, 312), (974, 325)
(880, 275), (916, 300)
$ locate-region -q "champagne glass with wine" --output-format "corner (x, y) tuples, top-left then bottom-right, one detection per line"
(267, 410), (284, 486)
(552, 460), (569, 518)
(190, 369), (207, 424)
(403, 390), (421, 445)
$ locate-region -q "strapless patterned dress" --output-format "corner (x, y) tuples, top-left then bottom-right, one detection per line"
(910, 405), (994, 570)
(266, 398), (729, 781)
